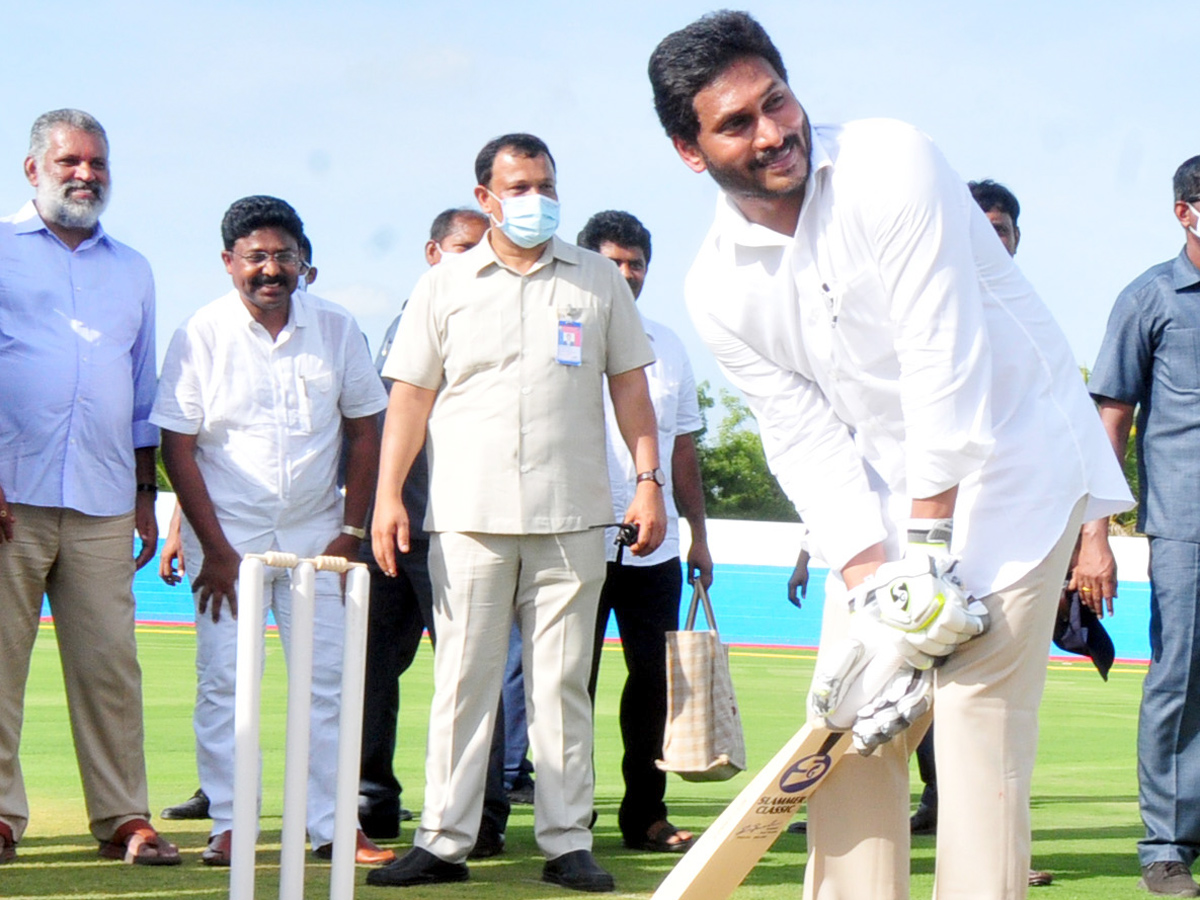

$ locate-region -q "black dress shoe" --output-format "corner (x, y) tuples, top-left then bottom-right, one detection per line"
(467, 819), (505, 860)
(910, 802), (937, 835)
(365, 848), (469, 887)
(161, 789), (210, 820)
(542, 849), (615, 893)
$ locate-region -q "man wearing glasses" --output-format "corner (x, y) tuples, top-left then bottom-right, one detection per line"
(1086, 156), (1200, 897)
(152, 196), (391, 866)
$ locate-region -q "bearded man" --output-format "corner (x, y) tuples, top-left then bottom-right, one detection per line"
(0, 109), (177, 866)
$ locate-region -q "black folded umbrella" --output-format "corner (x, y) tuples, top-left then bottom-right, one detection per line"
(1052, 590), (1116, 681)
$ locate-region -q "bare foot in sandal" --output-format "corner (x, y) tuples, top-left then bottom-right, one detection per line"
(625, 819), (695, 853)
(98, 818), (182, 866)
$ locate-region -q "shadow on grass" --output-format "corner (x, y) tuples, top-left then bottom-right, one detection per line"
(1031, 794), (1139, 806)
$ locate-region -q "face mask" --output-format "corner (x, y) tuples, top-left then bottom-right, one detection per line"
(489, 191), (560, 248)
(1190, 203), (1200, 239)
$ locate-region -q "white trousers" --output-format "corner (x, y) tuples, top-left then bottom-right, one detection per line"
(415, 530), (606, 863)
(191, 542), (346, 848)
(804, 498), (1086, 900)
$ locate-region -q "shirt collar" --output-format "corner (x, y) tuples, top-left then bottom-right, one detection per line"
(223, 287), (304, 335)
(1172, 246), (1200, 291)
(712, 126), (834, 250)
(11, 199), (110, 250)
(471, 231), (579, 276)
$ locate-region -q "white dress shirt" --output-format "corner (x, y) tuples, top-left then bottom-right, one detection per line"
(603, 315), (702, 566)
(686, 119), (1131, 596)
(0, 201), (157, 516)
(150, 289), (387, 555)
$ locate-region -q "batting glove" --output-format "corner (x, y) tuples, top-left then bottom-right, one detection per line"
(853, 552), (989, 668)
(850, 664), (933, 755)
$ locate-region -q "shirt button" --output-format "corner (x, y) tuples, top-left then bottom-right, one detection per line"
(520, 465), (531, 474)
(521, 426), (531, 435)
(521, 386), (531, 395)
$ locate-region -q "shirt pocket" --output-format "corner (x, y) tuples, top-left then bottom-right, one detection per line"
(1161, 327), (1200, 392)
(298, 364), (338, 433)
(443, 307), (507, 382)
(555, 302), (600, 371)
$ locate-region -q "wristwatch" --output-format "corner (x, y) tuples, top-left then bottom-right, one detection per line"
(636, 467), (666, 487)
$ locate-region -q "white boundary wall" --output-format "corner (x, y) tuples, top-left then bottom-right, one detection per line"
(158, 493), (1150, 583)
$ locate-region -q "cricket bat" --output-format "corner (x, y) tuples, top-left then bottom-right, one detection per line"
(650, 721), (851, 900)
(651, 648), (907, 900)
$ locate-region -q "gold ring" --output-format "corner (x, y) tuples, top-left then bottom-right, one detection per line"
(0, 509), (7, 518)
(1079, 587), (1092, 593)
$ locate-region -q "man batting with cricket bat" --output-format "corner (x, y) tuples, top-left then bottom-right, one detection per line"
(649, 12), (1132, 899)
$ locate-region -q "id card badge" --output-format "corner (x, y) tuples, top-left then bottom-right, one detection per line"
(556, 320), (583, 366)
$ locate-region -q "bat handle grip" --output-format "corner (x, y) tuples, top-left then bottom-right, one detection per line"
(821, 648), (907, 730)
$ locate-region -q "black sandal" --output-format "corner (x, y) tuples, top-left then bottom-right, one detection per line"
(624, 820), (695, 853)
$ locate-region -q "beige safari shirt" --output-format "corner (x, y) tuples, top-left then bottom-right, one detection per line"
(383, 234), (654, 535)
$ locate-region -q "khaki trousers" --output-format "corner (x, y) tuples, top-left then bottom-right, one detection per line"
(415, 530), (606, 863)
(804, 498), (1086, 900)
(0, 504), (149, 842)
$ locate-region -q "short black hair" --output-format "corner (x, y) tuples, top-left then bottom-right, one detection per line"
(220, 196), (304, 251)
(649, 10), (788, 145)
(1174, 155), (1200, 203)
(577, 210), (652, 263)
(299, 233), (313, 265)
(968, 179), (1020, 226)
(429, 207), (489, 243)
(474, 133), (556, 188)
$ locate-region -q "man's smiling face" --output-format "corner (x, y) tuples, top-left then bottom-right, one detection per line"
(675, 55), (811, 202)
(27, 125), (110, 230)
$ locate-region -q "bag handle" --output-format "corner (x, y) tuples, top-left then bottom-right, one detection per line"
(684, 578), (720, 635)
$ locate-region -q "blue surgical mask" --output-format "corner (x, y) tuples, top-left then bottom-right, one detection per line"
(489, 191), (560, 248)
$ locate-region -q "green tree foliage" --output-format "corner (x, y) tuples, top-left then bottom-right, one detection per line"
(694, 382), (799, 522)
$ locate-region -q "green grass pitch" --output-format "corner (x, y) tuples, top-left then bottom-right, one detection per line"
(1, 625), (1148, 898)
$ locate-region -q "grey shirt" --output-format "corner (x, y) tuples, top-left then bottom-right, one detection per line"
(1090, 247), (1200, 540)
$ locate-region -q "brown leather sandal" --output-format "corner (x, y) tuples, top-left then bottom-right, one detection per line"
(98, 818), (182, 866)
(624, 819), (696, 853)
(0, 821), (16, 864)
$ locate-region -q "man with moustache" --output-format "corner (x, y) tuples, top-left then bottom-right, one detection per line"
(577, 209), (710, 854)
(159, 234), (320, 824)
(369, 134), (665, 892)
(0, 109), (178, 865)
(153, 196), (391, 866)
(649, 13), (1131, 899)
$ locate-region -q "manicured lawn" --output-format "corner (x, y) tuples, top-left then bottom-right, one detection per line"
(2, 626), (1147, 898)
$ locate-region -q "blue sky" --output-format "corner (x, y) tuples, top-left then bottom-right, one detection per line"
(2, 1), (1193, 399)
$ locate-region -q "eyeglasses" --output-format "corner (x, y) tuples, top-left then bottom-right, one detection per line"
(234, 250), (302, 268)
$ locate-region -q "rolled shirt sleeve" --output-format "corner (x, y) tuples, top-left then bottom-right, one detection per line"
(150, 326), (205, 436)
(1089, 287), (1153, 406)
(380, 272), (443, 389)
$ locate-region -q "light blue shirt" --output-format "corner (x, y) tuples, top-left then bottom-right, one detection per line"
(0, 200), (157, 516)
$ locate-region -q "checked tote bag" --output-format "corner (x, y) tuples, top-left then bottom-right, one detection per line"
(655, 579), (747, 782)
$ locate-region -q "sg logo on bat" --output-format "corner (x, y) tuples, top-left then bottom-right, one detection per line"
(779, 753), (833, 793)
